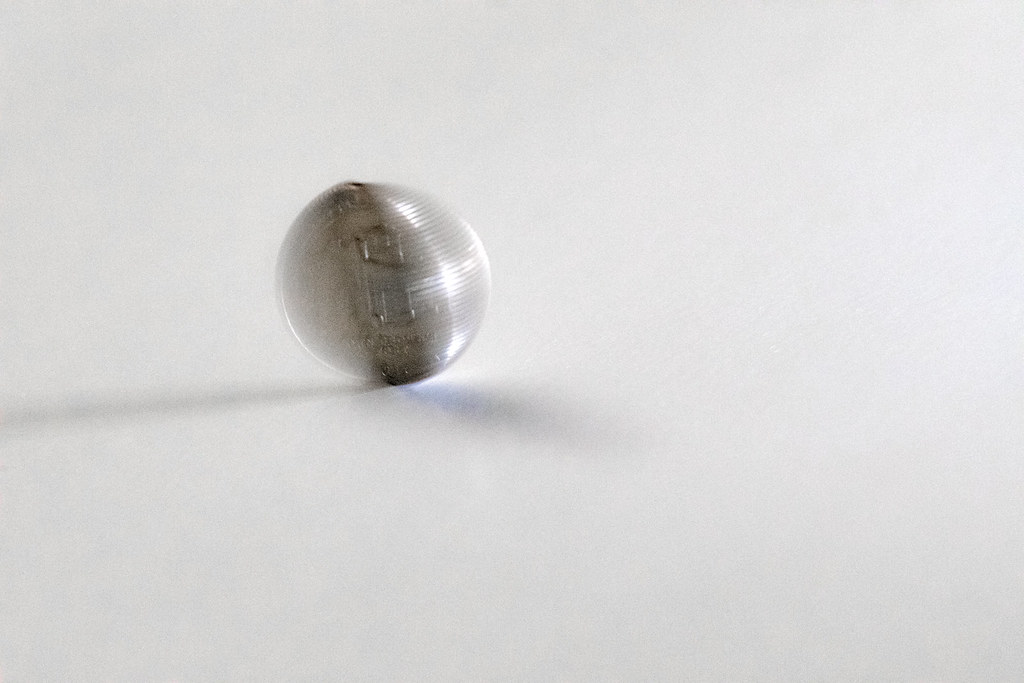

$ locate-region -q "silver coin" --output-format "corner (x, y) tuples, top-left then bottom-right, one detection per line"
(277, 182), (490, 385)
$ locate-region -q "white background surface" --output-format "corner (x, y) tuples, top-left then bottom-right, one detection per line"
(2, 2), (1023, 680)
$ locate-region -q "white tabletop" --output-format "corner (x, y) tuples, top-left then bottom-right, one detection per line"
(2, 3), (1023, 680)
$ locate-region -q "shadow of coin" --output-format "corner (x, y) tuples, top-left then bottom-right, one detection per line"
(0, 382), (377, 434)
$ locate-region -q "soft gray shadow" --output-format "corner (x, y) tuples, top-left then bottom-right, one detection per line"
(397, 380), (636, 455)
(0, 382), (378, 432)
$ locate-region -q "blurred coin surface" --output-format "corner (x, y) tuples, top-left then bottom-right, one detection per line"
(277, 182), (490, 385)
